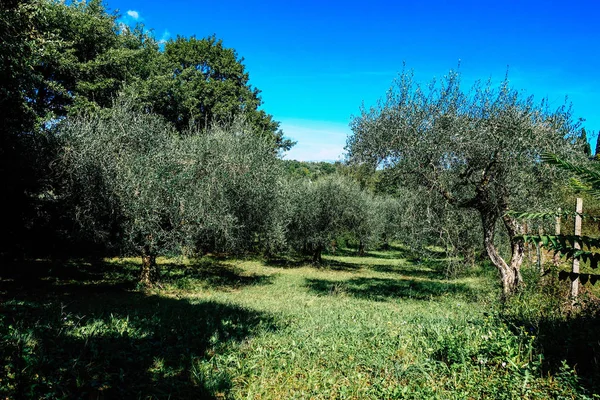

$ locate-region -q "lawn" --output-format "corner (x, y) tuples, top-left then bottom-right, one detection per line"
(1, 247), (596, 399)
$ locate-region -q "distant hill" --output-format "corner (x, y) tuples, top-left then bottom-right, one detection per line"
(281, 160), (342, 179)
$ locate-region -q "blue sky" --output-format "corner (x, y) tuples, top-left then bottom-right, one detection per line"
(111, 0), (599, 161)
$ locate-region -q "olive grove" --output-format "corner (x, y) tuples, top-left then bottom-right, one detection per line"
(58, 103), (285, 285)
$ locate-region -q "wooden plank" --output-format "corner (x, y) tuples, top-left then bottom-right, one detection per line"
(571, 199), (583, 300)
(553, 208), (561, 267)
(538, 226), (544, 273)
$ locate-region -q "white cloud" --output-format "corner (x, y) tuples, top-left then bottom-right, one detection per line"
(279, 119), (350, 162)
(159, 30), (171, 44)
(126, 10), (140, 20)
(118, 10), (143, 27)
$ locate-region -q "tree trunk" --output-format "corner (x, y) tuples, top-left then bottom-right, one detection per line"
(381, 233), (389, 250)
(312, 245), (323, 264)
(263, 245), (272, 259)
(502, 211), (525, 290)
(358, 240), (365, 256)
(140, 247), (159, 287)
(302, 241), (311, 256)
(480, 208), (524, 297)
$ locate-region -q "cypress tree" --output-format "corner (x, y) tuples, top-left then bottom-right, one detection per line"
(581, 128), (592, 157)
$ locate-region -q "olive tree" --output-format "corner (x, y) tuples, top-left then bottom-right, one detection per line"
(58, 102), (283, 285)
(351, 191), (386, 256)
(287, 175), (375, 263)
(347, 68), (583, 296)
(370, 195), (404, 249)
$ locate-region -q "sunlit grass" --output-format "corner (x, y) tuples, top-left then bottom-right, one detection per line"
(1, 249), (596, 398)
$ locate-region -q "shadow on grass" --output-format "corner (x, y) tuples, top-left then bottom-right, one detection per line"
(540, 314), (600, 394)
(0, 257), (274, 295)
(0, 260), (278, 399)
(320, 258), (363, 271)
(161, 260), (274, 289)
(305, 276), (475, 301)
(327, 244), (413, 260)
(0, 258), (126, 281)
(264, 255), (450, 281)
(263, 257), (308, 269)
(505, 307), (600, 394)
(322, 255), (448, 279)
(263, 256), (362, 271)
(0, 259), (138, 299)
(369, 259), (448, 280)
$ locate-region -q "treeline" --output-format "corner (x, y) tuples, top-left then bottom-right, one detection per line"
(1, 0), (405, 284)
(56, 103), (406, 284)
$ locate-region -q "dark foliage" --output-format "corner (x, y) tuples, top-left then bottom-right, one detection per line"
(0, 259), (277, 399)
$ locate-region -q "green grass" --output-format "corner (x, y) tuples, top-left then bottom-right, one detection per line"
(1, 249), (598, 399)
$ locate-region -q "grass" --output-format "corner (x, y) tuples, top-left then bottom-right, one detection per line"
(1, 248), (598, 399)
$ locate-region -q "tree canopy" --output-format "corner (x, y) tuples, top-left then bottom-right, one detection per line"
(287, 175), (375, 263)
(127, 35), (294, 150)
(346, 68), (585, 295)
(58, 102), (284, 284)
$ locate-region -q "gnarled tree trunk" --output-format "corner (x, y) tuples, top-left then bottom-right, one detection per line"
(480, 207), (524, 297)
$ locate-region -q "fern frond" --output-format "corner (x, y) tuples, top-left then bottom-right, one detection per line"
(542, 152), (600, 199)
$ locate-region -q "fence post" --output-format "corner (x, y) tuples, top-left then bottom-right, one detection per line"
(537, 226), (544, 273)
(571, 199), (583, 300)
